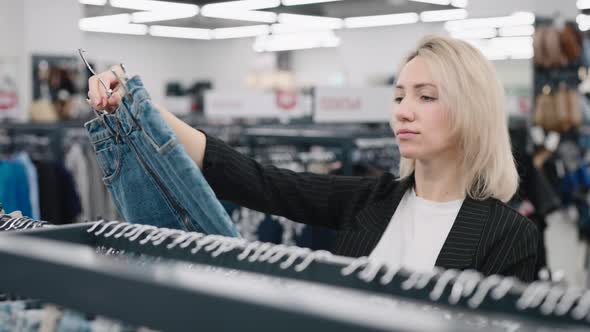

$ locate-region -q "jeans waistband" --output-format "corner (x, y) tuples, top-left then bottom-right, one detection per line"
(84, 75), (150, 145)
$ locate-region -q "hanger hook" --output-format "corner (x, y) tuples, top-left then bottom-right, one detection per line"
(78, 48), (113, 98)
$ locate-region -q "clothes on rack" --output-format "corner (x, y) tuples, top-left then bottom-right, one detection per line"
(509, 124), (561, 276)
(0, 126), (91, 223)
(0, 158), (32, 217)
(15, 152), (40, 220)
(84, 76), (238, 236)
(83, 145), (118, 221)
(62, 129), (120, 222)
(34, 159), (81, 225)
(0, 300), (149, 332)
(65, 143), (90, 222)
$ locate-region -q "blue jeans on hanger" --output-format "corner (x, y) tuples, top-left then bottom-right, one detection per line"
(84, 76), (239, 237)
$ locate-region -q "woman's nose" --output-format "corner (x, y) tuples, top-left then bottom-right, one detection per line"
(394, 99), (415, 122)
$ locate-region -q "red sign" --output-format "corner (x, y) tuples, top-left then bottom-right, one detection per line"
(319, 97), (362, 111)
(0, 91), (17, 111)
(276, 90), (298, 110)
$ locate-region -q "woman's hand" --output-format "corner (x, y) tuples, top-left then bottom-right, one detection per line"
(86, 67), (208, 169)
(87, 65), (126, 112)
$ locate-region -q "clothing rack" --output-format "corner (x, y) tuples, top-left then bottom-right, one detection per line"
(3, 220), (590, 330)
(0, 121), (88, 161)
(244, 125), (394, 175)
(1, 222), (487, 332)
(0, 214), (47, 231)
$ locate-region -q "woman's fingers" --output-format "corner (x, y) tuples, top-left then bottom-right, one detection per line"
(87, 65), (127, 111)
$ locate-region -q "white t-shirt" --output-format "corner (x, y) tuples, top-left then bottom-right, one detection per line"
(369, 188), (464, 273)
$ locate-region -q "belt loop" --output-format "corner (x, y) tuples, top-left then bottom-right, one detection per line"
(100, 113), (122, 144)
(112, 67), (142, 131)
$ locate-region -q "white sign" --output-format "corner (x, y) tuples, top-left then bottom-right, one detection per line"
(204, 90), (308, 119)
(313, 87), (392, 123)
(163, 96), (192, 116)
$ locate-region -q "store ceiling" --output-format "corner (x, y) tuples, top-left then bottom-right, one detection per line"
(83, 0), (456, 29)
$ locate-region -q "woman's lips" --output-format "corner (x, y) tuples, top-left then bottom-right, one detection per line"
(396, 129), (419, 139)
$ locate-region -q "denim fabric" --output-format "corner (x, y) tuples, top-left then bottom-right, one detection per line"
(85, 76), (239, 236)
(57, 310), (91, 332)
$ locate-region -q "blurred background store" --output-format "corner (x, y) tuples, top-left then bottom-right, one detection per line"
(3, 1), (590, 329)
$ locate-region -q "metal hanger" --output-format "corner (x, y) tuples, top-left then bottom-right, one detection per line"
(78, 49), (113, 101)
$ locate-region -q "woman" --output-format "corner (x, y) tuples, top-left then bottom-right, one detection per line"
(88, 35), (539, 282)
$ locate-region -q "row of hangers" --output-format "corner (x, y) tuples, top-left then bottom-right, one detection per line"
(83, 219), (590, 325)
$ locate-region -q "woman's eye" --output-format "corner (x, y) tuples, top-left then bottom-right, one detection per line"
(420, 96), (436, 102)
(394, 97), (403, 104)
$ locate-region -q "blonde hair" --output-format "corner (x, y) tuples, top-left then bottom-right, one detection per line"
(398, 35), (519, 202)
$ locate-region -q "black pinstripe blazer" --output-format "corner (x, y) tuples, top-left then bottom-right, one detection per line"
(201, 133), (540, 282)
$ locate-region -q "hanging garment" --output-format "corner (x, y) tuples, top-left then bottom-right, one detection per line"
(84, 76), (239, 236)
(34, 160), (81, 224)
(83, 145), (117, 221)
(64, 143), (90, 221)
(0, 160), (32, 217)
(14, 152), (40, 219)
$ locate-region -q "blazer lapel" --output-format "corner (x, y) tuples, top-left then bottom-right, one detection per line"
(371, 176), (414, 232)
(352, 176), (413, 236)
(435, 197), (490, 270)
(350, 174), (490, 266)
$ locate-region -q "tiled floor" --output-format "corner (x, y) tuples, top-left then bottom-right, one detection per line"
(545, 208), (589, 287)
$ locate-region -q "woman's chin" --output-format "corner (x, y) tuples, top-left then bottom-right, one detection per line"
(399, 149), (420, 160)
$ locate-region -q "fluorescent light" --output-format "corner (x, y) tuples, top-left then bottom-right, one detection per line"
(344, 13), (419, 28)
(409, 0), (451, 5)
(80, 23), (148, 35)
(489, 36), (533, 49)
(254, 31), (340, 52)
(510, 50), (533, 59)
(498, 25), (534, 37)
(149, 25), (212, 39)
(79, 0), (107, 5)
(486, 54), (509, 61)
(132, 8), (199, 23)
(271, 23), (341, 34)
(79, 14), (131, 27)
(578, 0), (590, 9)
(201, 0), (279, 23)
(465, 42), (509, 60)
(450, 27), (496, 39)
(277, 13), (343, 28)
(78, 13), (150, 35)
(451, 0), (468, 8)
(111, 0), (199, 23)
(213, 25), (270, 39)
(202, 9), (277, 23)
(445, 12), (534, 30)
(580, 23), (590, 32)
(202, 0), (280, 11)
(464, 37), (533, 61)
(110, 0), (154, 10)
(420, 9), (467, 22)
(282, 0), (342, 5)
(110, 0), (197, 11)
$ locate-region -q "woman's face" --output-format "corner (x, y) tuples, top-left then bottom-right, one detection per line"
(391, 56), (458, 162)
